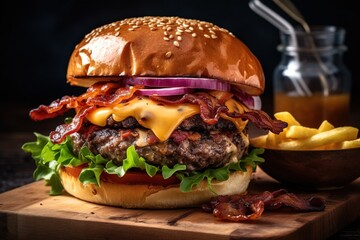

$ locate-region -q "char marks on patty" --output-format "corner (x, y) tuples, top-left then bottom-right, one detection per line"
(71, 114), (248, 171)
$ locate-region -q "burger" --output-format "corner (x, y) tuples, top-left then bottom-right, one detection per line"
(22, 16), (287, 208)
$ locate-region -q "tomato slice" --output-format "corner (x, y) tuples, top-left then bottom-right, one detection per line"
(63, 165), (180, 187)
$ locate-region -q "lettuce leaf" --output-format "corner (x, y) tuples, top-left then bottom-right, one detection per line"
(22, 133), (264, 195)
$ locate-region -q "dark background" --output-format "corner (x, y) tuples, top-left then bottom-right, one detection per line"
(2, 0), (360, 132)
(1, 2), (359, 237)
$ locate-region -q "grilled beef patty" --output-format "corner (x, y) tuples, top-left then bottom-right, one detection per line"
(71, 115), (248, 171)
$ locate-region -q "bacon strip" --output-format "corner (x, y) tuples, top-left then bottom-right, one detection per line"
(202, 189), (325, 221)
(30, 83), (141, 143)
(86, 84), (141, 106)
(50, 106), (96, 143)
(229, 110), (287, 134)
(151, 93), (226, 124)
(30, 96), (78, 121)
(265, 189), (326, 211)
(77, 82), (124, 102)
(151, 93), (287, 133)
(29, 83), (138, 121)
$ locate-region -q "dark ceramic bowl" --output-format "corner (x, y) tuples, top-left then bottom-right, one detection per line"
(259, 148), (360, 190)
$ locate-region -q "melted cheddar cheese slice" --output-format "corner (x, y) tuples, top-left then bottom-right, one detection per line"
(86, 96), (248, 142)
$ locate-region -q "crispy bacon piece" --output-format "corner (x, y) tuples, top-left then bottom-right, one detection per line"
(151, 93), (287, 133)
(265, 189), (326, 211)
(29, 82), (139, 121)
(229, 110), (287, 134)
(50, 106), (96, 143)
(203, 191), (273, 221)
(29, 83), (141, 143)
(76, 82), (123, 102)
(151, 93), (228, 125)
(170, 130), (201, 143)
(30, 96), (78, 121)
(202, 189), (325, 221)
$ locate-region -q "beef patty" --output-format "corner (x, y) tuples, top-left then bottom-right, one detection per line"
(71, 115), (248, 171)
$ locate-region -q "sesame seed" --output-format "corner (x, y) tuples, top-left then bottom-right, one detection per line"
(84, 17), (236, 48)
(165, 51), (172, 58)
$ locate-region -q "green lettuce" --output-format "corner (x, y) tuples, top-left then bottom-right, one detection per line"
(22, 133), (264, 195)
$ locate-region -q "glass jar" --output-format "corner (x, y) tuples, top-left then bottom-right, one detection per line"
(273, 26), (351, 128)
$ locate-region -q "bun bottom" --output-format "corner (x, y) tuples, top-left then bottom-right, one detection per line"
(59, 167), (253, 209)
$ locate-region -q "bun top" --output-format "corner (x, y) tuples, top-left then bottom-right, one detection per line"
(67, 16), (265, 95)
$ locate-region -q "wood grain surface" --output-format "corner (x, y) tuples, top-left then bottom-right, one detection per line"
(1, 169), (359, 240)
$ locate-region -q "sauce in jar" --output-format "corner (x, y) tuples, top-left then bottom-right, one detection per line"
(274, 93), (350, 128)
(273, 26), (351, 128)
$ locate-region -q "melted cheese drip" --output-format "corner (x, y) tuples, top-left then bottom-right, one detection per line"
(86, 96), (248, 142)
(87, 97), (199, 141)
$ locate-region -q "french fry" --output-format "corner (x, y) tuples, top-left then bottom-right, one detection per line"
(340, 139), (360, 149)
(249, 111), (360, 150)
(318, 120), (335, 132)
(250, 135), (267, 147)
(274, 111), (300, 140)
(266, 132), (279, 148)
(278, 127), (359, 150)
(285, 125), (319, 139)
(274, 111), (300, 126)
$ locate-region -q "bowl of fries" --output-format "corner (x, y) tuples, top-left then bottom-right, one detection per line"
(251, 112), (360, 190)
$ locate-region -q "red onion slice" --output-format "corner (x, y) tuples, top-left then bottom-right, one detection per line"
(125, 77), (231, 92)
(252, 96), (262, 110)
(232, 88), (262, 110)
(126, 77), (262, 109)
(136, 87), (193, 96)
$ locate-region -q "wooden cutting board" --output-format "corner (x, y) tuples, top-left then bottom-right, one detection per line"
(1, 169), (359, 240)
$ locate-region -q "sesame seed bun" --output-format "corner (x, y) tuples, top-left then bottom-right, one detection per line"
(67, 16), (265, 95)
(59, 166), (253, 209)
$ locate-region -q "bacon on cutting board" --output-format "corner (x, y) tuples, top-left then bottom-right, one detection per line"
(202, 189), (325, 221)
